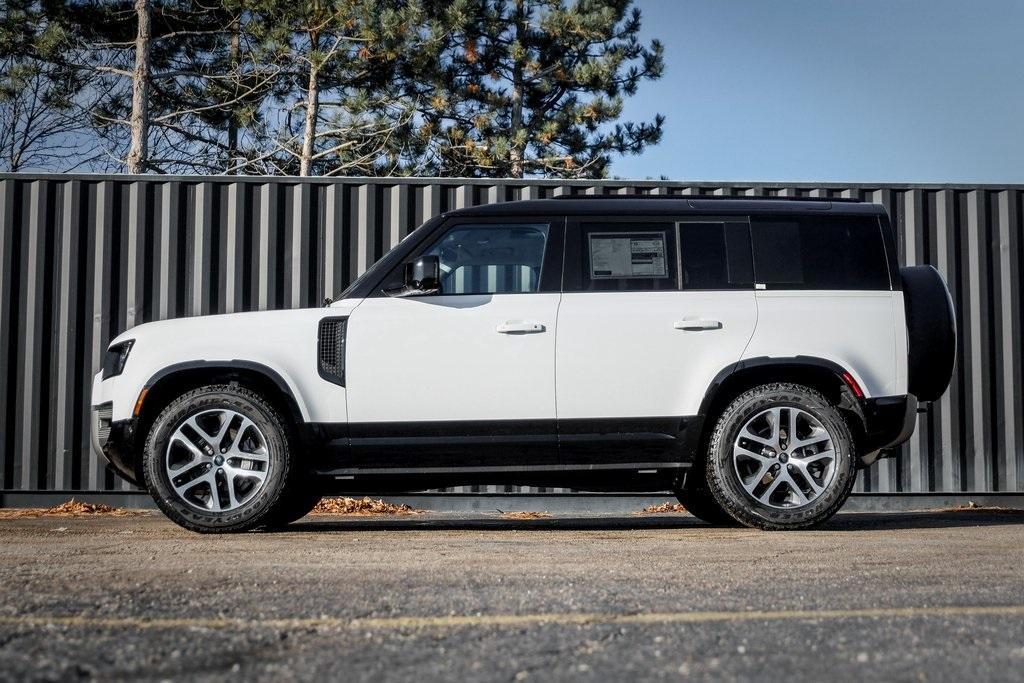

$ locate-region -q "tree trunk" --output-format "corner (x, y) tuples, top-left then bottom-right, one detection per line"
(125, 0), (151, 174)
(509, 78), (523, 178)
(226, 11), (240, 174)
(508, 0), (526, 178)
(299, 31), (320, 177)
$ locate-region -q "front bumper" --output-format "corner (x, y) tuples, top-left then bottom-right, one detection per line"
(91, 371), (142, 485)
(859, 394), (919, 466)
(91, 404), (141, 485)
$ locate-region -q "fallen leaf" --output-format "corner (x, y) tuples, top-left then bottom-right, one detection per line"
(0, 498), (144, 519)
(310, 497), (423, 516)
(501, 511), (552, 520)
(640, 502), (688, 514)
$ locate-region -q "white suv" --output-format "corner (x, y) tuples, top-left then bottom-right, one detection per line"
(91, 196), (955, 532)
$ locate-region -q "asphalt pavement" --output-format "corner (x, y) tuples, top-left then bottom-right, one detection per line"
(2, 509), (1024, 681)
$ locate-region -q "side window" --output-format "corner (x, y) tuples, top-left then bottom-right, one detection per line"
(751, 215), (891, 290)
(580, 222), (678, 291)
(678, 221), (754, 290)
(423, 223), (549, 295)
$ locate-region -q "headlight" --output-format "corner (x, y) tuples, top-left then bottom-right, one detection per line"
(102, 340), (134, 379)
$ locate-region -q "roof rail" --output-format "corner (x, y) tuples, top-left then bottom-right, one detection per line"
(550, 193), (863, 203)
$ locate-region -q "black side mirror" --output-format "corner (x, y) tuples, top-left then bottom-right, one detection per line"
(405, 255), (440, 292)
(385, 255), (441, 297)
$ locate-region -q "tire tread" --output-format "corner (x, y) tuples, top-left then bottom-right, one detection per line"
(705, 382), (857, 531)
(142, 383), (298, 534)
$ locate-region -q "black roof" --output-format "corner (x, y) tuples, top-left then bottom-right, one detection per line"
(447, 195), (886, 218)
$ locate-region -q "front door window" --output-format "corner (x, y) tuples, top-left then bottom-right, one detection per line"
(422, 224), (550, 295)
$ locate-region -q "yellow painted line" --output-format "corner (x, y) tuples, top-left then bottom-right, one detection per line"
(1, 605), (1023, 632)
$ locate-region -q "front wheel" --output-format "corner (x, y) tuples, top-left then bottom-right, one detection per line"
(673, 468), (738, 526)
(705, 383), (857, 530)
(263, 487), (323, 528)
(142, 384), (297, 533)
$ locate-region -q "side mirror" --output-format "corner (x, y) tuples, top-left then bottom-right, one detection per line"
(385, 255), (441, 297)
(405, 255), (441, 293)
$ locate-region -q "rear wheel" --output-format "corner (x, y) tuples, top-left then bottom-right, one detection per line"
(705, 383), (857, 530)
(142, 384), (297, 533)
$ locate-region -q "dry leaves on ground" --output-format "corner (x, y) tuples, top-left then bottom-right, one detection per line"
(0, 499), (144, 519)
(938, 503), (1024, 515)
(640, 502), (688, 514)
(500, 511), (552, 519)
(310, 497), (423, 516)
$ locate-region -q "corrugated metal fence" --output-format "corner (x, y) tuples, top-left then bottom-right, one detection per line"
(1, 174), (1022, 496)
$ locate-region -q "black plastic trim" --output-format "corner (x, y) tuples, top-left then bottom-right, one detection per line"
(98, 417), (140, 485)
(698, 355), (858, 417)
(315, 462), (688, 477)
(551, 194), (863, 203)
(558, 416), (700, 464)
(141, 360), (303, 422)
(312, 468), (686, 494)
(446, 198), (887, 218)
(309, 416), (701, 470)
(878, 213), (901, 291)
(317, 317), (348, 386)
(334, 419), (559, 469)
(862, 394), (918, 455)
(102, 339), (135, 379)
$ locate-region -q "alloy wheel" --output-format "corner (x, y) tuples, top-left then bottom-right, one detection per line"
(165, 409), (270, 512)
(732, 406), (837, 509)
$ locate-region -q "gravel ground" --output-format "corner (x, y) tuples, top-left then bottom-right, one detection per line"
(1, 509), (1024, 681)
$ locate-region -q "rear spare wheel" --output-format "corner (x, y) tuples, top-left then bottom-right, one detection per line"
(900, 265), (956, 402)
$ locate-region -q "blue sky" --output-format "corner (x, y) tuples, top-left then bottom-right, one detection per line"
(612, 0), (1024, 183)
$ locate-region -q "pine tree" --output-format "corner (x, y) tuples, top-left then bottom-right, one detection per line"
(5, 0), (666, 177)
(411, 0), (665, 178)
(249, 0), (431, 176)
(47, 0), (281, 174)
(154, 1), (283, 174)
(0, 0), (100, 170)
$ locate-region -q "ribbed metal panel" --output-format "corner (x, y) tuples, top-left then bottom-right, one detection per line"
(1, 175), (1022, 495)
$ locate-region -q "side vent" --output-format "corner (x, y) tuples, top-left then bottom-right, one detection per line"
(318, 317), (348, 386)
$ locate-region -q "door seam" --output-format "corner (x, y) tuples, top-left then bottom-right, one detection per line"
(553, 292), (563, 435)
(738, 290), (760, 362)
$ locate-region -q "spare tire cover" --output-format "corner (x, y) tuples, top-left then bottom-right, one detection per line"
(901, 265), (956, 402)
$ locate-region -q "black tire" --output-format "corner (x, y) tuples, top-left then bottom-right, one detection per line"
(262, 487), (323, 529)
(673, 469), (739, 526)
(901, 265), (956, 402)
(705, 383), (857, 530)
(142, 384), (298, 534)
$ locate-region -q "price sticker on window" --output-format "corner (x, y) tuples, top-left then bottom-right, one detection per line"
(589, 232), (668, 279)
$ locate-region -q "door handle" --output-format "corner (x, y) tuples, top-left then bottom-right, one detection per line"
(674, 319), (722, 331)
(496, 321), (546, 334)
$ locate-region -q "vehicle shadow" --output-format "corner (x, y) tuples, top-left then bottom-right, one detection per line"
(283, 509), (1024, 533)
(824, 508), (1024, 531)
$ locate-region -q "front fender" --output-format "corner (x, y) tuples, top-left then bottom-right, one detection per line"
(94, 304), (359, 423)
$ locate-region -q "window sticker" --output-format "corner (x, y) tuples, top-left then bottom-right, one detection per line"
(589, 232), (668, 279)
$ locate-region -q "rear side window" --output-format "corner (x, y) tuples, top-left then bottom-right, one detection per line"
(580, 222), (678, 291)
(751, 215), (890, 290)
(678, 222), (754, 290)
